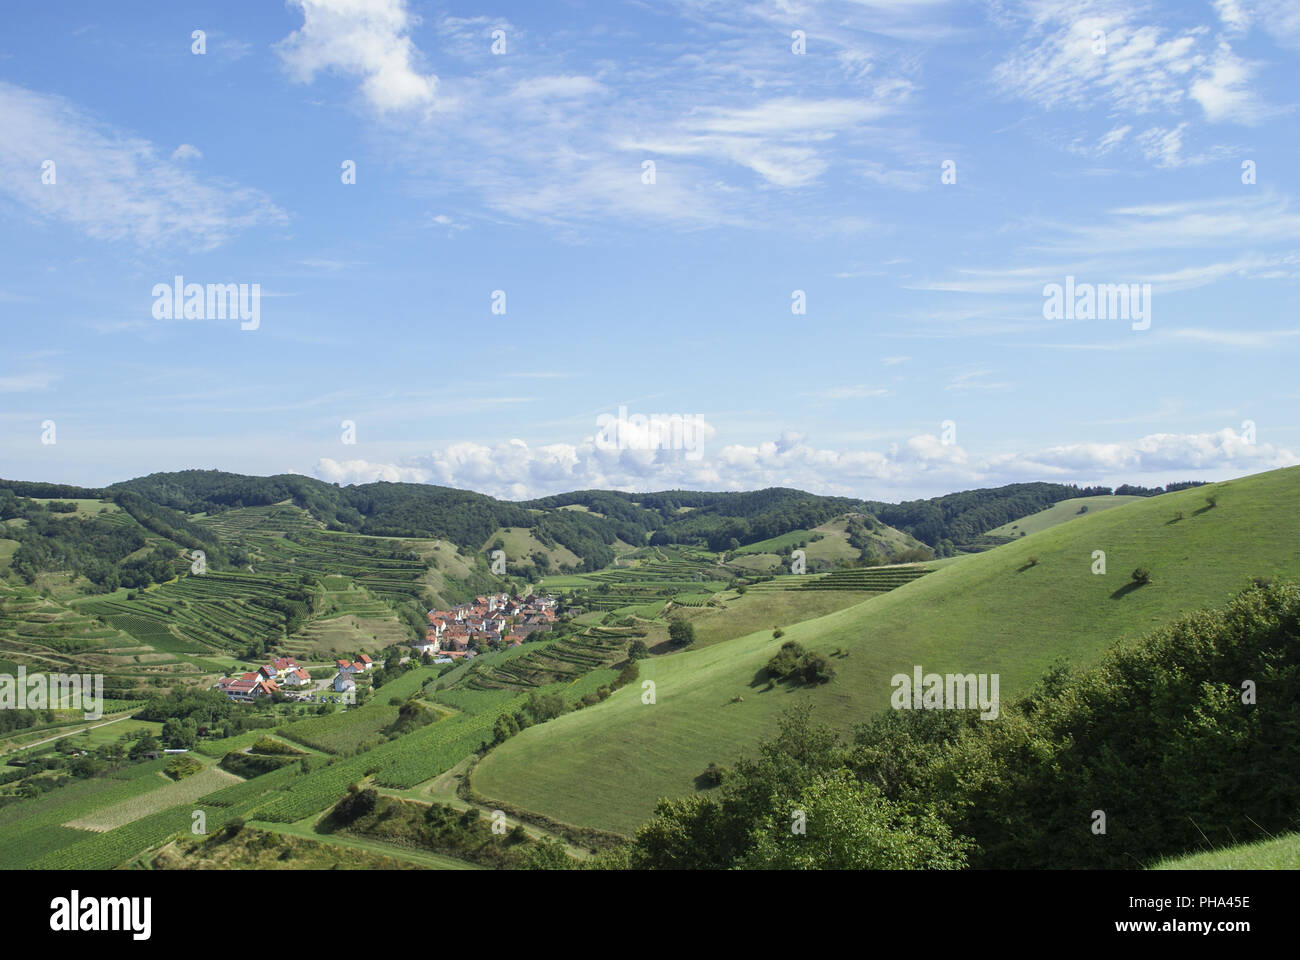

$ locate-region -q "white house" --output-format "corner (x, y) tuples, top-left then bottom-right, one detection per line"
(282, 667), (312, 688)
(333, 672), (356, 693)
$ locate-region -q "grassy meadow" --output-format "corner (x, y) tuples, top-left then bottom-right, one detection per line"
(475, 467), (1300, 835)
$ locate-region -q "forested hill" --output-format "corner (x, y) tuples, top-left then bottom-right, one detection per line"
(867, 479), (1207, 550)
(1, 470), (1205, 567)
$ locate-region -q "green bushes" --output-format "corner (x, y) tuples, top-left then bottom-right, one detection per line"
(628, 706), (966, 870)
(164, 755), (204, 780)
(852, 580), (1300, 869)
(764, 641), (835, 686)
(668, 618), (696, 646)
(331, 785), (378, 824)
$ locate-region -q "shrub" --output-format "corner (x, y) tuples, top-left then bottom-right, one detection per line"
(164, 754), (204, 780)
(332, 786), (378, 824)
(765, 641), (804, 681)
(700, 762), (726, 787)
(668, 619), (696, 647)
(1132, 567), (1152, 585)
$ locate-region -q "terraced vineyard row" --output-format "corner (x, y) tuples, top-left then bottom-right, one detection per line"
(199, 507), (428, 594)
(751, 566), (932, 593)
(464, 628), (633, 691)
(79, 570), (291, 653)
(0, 585), (137, 661)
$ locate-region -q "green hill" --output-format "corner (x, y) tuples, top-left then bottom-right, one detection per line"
(473, 466), (1300, 835)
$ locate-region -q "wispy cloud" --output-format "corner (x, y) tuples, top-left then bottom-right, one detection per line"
(0, 82), (285, 250)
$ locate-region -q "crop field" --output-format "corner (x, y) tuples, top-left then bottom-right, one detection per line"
(65, 763), (240, 832)
(0, 759), (170, 868)
(30, 766), (300, 870)
(276, 666), (439, 753)
(252, 699), (522, 822)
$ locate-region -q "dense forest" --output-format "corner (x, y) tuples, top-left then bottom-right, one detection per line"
(867, 480), (1205, 549)
(1, 471), (1209, 578)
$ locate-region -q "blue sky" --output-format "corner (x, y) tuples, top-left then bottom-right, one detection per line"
(1, 0), (1298, 500)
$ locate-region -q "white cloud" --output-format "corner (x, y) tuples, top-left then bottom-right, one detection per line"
(993, 12), (1201, 115)
(276, 0), (437, 112)
(312, 425), (1296, 501)
(0, 82), (284, 250)
(1189, 43), (1269, 124)
(1137, 123), (1190, 167)
(171, 143), (202, 161)
(1096, 124), (1131, 153)
(993, 2), (1275, 130)
(512, 76), (608, 100)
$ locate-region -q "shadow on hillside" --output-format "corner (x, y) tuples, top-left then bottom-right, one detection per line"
(1109, 580), (1147, 600)
(1016, 562), (1039, 573)
(1193, 503), (1217, 516)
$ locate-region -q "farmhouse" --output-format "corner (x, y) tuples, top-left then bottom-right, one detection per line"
(282, 667), (312, 688)
(216, 672), (280, 701)
(333, 672), (356, 693)
(257, 657), (306, 684)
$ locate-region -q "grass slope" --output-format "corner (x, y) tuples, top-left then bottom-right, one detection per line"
(474, 467), (1300, 835)
(1152, 832), (1300, 869)
(987, 495), (1147, 538)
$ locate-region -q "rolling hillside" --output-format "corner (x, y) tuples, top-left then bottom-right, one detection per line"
(986, 495), (1147, 539)
(473, 466), (1300, 835)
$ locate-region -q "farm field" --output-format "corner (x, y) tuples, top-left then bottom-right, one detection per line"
(65, 762), (240, 832)
(475, 467), (1300, 835)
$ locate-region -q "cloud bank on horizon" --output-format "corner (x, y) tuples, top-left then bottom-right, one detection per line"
(0, 0), (1296, 501)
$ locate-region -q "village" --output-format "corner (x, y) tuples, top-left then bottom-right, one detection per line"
(214, 593), (560, 704)
(413, 591), (560, 658)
